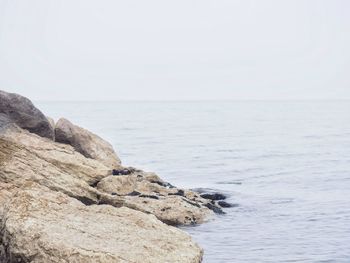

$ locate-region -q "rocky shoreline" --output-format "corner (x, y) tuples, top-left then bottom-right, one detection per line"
(0, 90), (229, 262)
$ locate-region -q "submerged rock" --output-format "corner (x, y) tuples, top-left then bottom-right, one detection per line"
(218, 201), (238, 208)
(55, 118), (121, 168)
(0, 90), (54, 139)
(0, 183), (203, 263)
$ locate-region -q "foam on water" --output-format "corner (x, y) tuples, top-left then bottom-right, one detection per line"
(38, 101), (350, 262)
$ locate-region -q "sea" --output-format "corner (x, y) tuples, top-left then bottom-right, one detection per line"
(37, 100), (350, 263)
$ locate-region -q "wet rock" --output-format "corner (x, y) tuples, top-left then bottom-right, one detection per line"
(204, 203), (225, 215)
(55, 118), (121, 168)
(218, 201), (238, 208)
(0, 90), (54, 139)
(200, 193), (226, 201)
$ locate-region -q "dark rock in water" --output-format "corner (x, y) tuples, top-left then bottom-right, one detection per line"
(200, 193), (226, 201)
(168, 190), (185, 197)
(127, 191), (141, 196)
(112, 169), (131, 176)
(139, 194), (159, 200)
(218, 201), (238, 208)
(204, 203), (225, 214)
(0, 90), (54, 139)
(152, 180), (176, 189)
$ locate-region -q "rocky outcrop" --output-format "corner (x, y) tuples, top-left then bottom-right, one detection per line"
(55, 118), (121, 168)
(0, 122), (111, 205)
(0, 90), (231, 262)
(0, 183), (203, 263)
(97, 170), (216, 225)
(0, 90), (54, 139)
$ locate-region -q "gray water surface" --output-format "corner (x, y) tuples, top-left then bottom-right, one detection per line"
(38, 101), (350, 263)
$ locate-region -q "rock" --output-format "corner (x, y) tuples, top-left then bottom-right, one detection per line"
(200, 193), (227, 201)
(97, 171), (219, 225)
(0, 183), (203, 263)
(112, 168), (132, 175)
(0, 90), (54, 139)
(97, 175), (137, 195)
(0, 122), (112, 204)
(0, 123), (219, 226)
(218, 201), (238, 208)
(55, 118), (121, 168)
(204, 203), (225, 215)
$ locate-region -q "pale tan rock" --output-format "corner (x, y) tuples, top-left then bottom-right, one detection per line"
(97, 175), (137, 195)
(97, 172), (215, 225)
(55, 118), (121, 168)
(0, 123), (111, 204)
(47, 116), (55, 134)
(0, 183), (203, 263)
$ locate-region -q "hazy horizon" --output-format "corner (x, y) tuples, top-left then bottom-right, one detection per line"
(1, 0), (349, 101)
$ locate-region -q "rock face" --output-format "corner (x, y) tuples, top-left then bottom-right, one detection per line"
(0, 183), (203, 263)
(55, 118), (121, 168)
(0, 90), (54, 139)
(0, 123), (111, 205)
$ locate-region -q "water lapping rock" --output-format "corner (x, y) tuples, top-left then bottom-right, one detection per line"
(0, 90), (228, 262)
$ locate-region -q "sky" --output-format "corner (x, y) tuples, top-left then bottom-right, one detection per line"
(0, 0), (349, 101)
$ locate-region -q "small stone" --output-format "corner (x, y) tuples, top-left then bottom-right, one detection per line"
(200, 193), (226, 201)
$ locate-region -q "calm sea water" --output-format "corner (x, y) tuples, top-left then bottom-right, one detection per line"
(37, 101), (350, 263)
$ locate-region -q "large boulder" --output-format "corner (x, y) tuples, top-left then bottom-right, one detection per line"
(0, 122), (113, 205)
(55, 118), (121, 168)
(0, 90), (54, 139)
(0, 183), (203, 263)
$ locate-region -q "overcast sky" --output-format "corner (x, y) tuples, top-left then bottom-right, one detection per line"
(0, 0), (349, 101)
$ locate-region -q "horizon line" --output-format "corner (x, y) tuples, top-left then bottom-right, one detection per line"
(34, 98), (350, 103)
